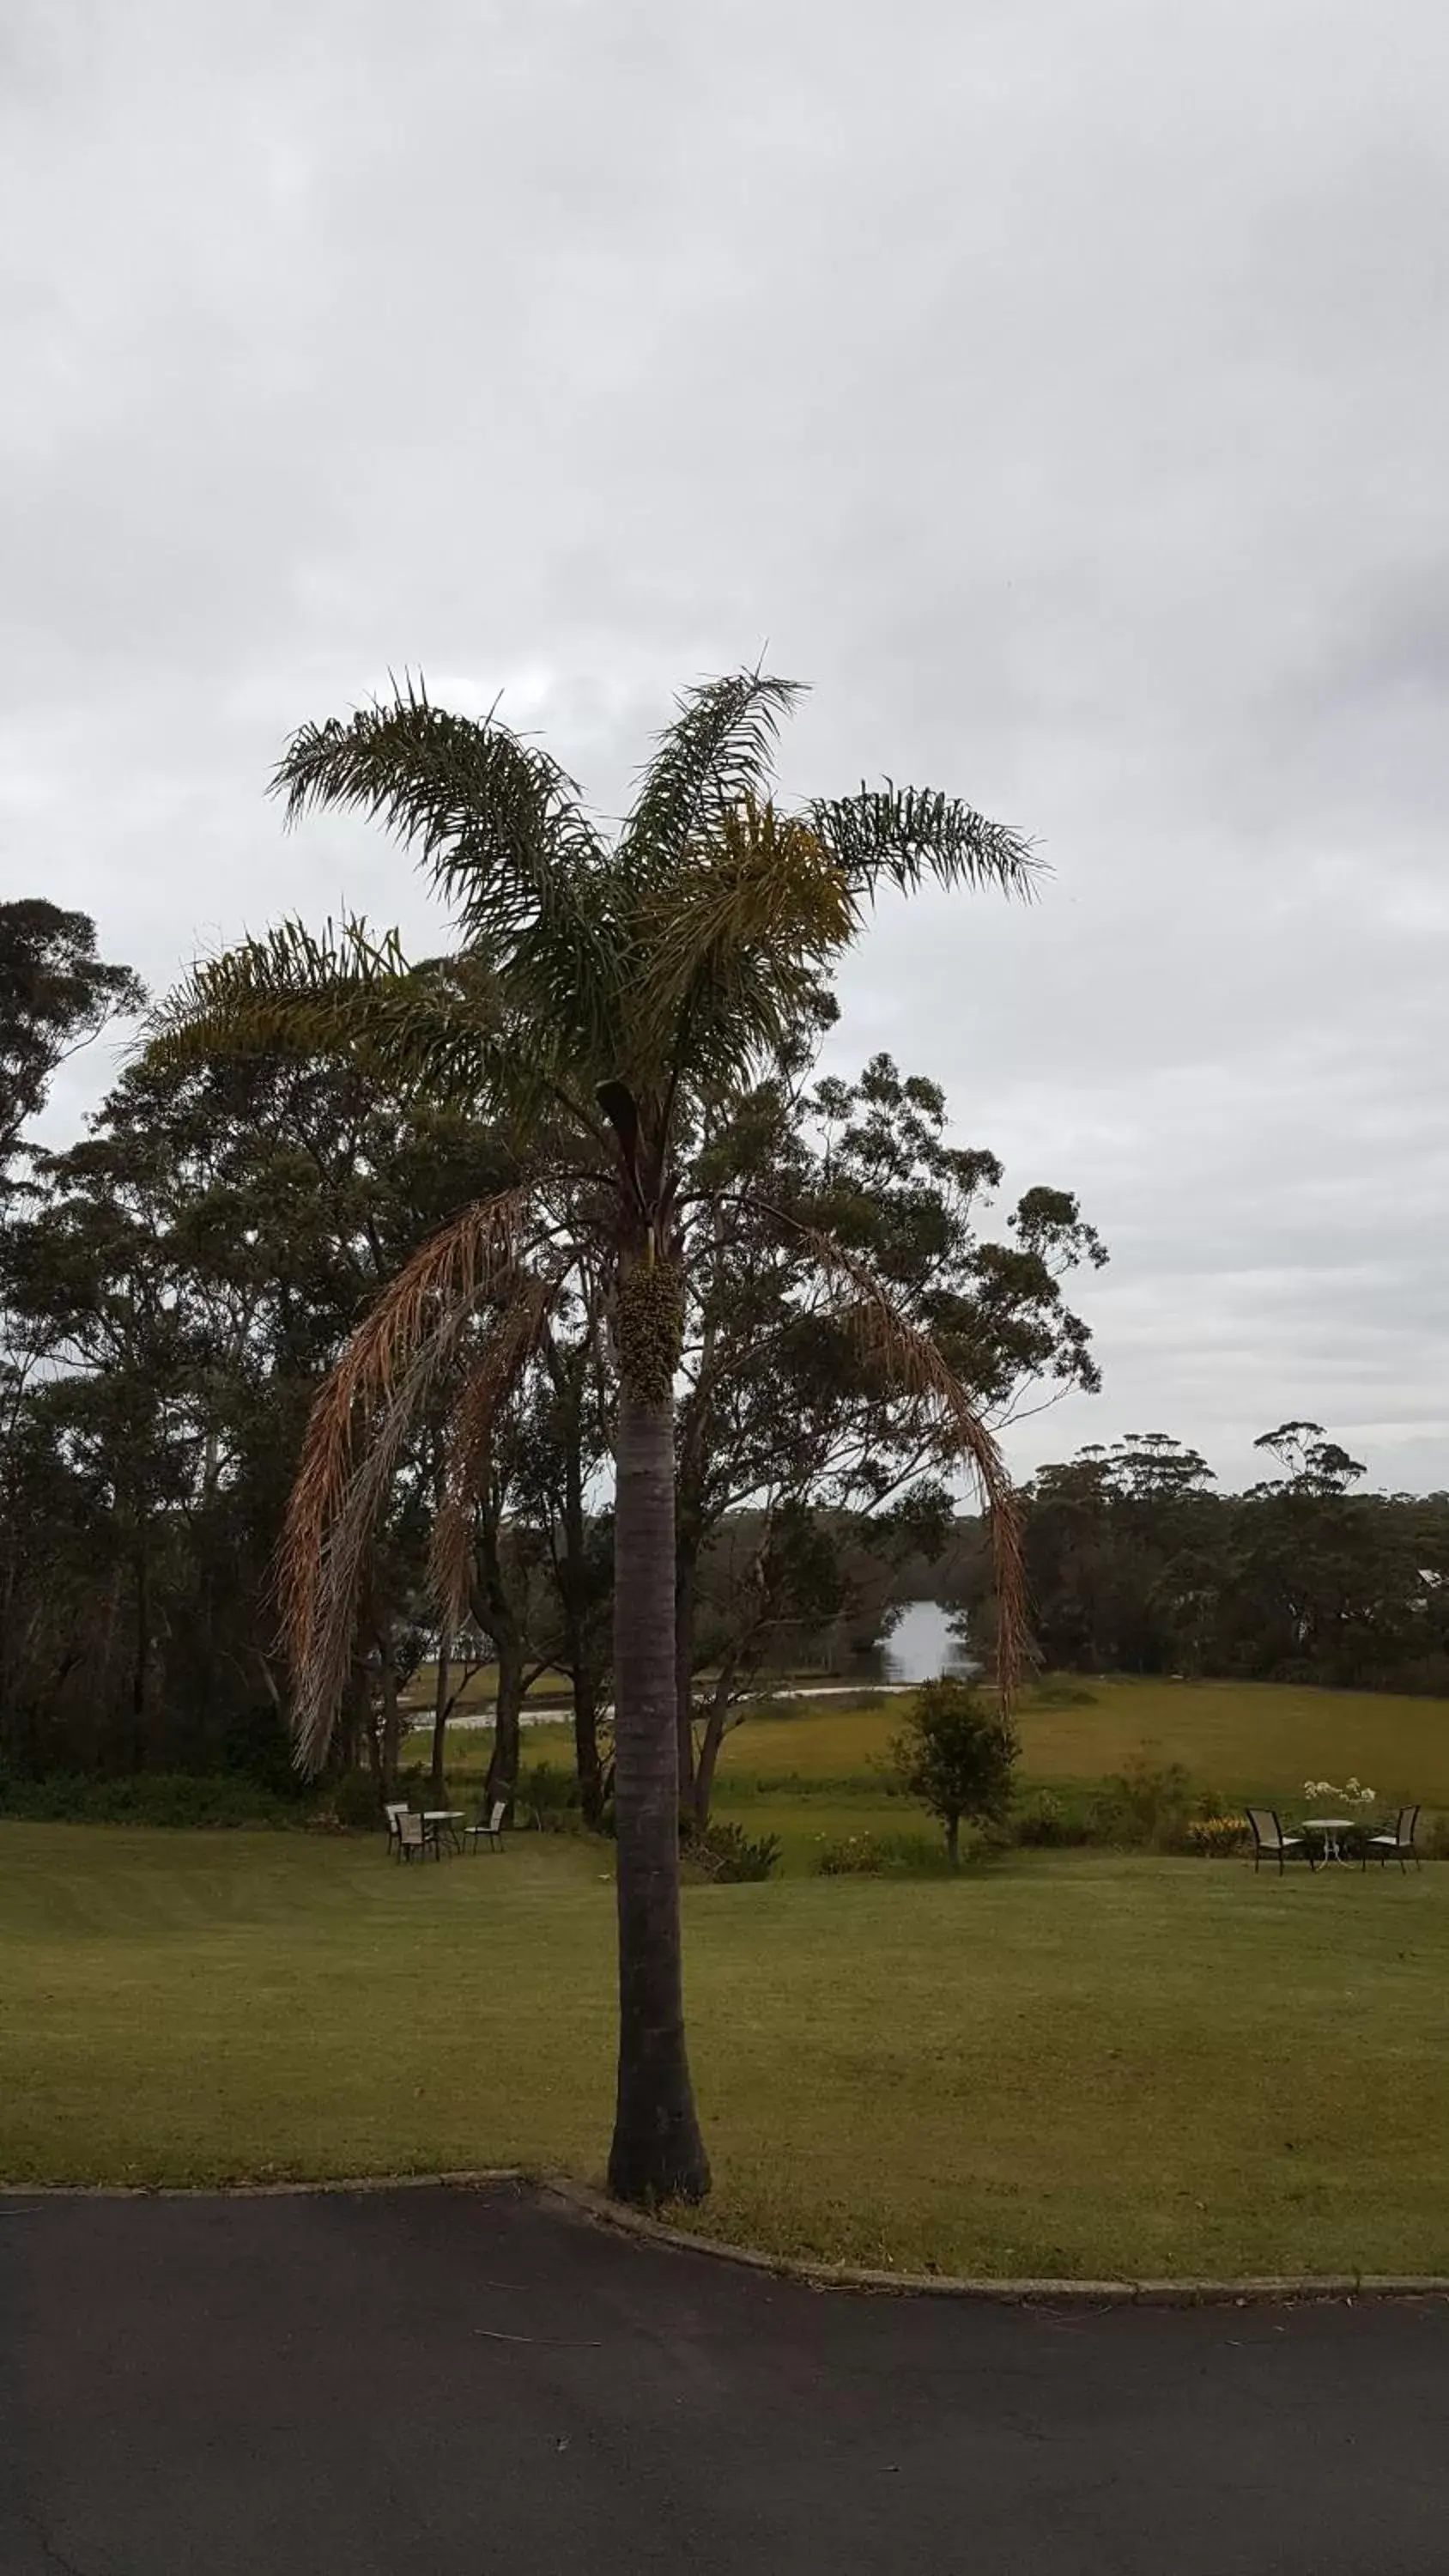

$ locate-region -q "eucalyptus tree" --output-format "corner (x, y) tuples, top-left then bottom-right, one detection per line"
(0, 900), (144, 1182)
(156, 668), (1035, 2206)
(670, 1049), (1106, 1807)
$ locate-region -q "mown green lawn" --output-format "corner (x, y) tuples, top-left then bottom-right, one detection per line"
(4, 1821), (1447, 2280)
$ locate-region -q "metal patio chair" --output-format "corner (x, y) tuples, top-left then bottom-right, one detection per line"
(1247, 1808), (1313, 1874)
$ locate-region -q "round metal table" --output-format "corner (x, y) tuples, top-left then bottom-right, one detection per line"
(1301, 1814), (1355, 1864)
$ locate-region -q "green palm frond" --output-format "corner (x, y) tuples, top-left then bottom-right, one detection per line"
(150, 918), (573, 1130)
(273, 678), (623, 1063)
(620, 668), (804, 879)
(809, 784), (1042, 902)
(634, 801), (858, 1091)
(150, 917), (407, 1061)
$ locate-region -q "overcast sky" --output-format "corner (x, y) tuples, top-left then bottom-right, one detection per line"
(3, 0), (1445, 1493)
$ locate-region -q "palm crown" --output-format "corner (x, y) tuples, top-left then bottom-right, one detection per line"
(159, 666), (1035, 1741)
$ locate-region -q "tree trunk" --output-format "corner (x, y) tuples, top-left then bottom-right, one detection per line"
(485, 1628), (524, 1811)
(607, 1379), (710, 2206)
(476, 1511), (524, 1813)
(573, 1660), (602, 1826)
(560, 1428), (603, 1822)
(378, 1656), (402, 1801)
(945, 1812), (960, 1867)
(430, 1636), (452, 1800)
(130, 1525), (150, 1772)
(691, 1656), (738, 1832)
(674, 1543), (698, 1814)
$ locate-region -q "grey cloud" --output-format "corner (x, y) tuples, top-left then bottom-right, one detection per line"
(3, 0), (1445, 1492)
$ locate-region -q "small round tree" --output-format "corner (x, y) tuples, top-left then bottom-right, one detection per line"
(891, 1678), (1019, 1865)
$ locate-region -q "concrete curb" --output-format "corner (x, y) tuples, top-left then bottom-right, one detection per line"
(543, 2181), (1449, 2308)
(4, 2168), (1446, 2305)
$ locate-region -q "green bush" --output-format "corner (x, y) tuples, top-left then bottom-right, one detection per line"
(217, 1704), (306, 1797)
(815, 1830), (956, 1878)
(518, 1760), (582, 1813)
(0, 1771), (303, 1829)
(1013, 1789), (1093, 1848)
(331, 1769), (385, 1832)
(1090, 1757), (1215, 1852)
(512, 1761), (589, 1834)
(683, 1818), (781, 1882)
(891, 1679), (1018, 1863)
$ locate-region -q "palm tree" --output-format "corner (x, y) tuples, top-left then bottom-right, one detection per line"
(155, 668), (1036, 2207)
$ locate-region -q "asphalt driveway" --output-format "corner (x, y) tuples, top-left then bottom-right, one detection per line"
(3, 2181), (1446, 2573)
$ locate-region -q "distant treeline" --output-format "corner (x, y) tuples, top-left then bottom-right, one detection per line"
(957, 1429), (1449, 1697)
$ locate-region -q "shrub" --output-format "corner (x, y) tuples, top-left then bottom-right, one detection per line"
(0, 1771), (302, 1829)
(218, 1704), (306, 1797)
(682, 1818), (780, 1882)
(817, 1832), (886, 1874)
(891, 1679), (1019, 1864)
(331, 1769), (384, 1832)
(1185, 1813), (1248, 1858)
(1013, 1789), (1093, 1849)
(815, 1830), (956, 1878)
(1089, 1757), (1204, 1852)
(513, 1762), (589, 1835)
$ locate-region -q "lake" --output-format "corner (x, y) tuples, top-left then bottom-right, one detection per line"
(858, 1598), (974, 1686)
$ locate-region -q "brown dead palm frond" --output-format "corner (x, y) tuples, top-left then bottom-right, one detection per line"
(430, 1271), (563, 1631)
(733, 1195), (1025, 1708)
(288, 1309), (476, 1771)
(331, 1186), (532, 1413)
(280, 1188), (530, 1764)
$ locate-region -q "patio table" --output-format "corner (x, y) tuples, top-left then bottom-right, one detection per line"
(422, 1809), (465, 1856)
(1300, 1815), (1356, 1865)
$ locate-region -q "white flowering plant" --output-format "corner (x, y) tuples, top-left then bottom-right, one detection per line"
(1302, 1777), (1376, 1809)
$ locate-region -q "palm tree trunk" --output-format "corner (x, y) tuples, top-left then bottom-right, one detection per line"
(607, 1379), (710, 2205)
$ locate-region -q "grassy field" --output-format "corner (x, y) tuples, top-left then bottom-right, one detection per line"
(415, 1674), (1449, 1871)
(712, 1675), (1449, 1803)
(4, 1820), (1447, 2279)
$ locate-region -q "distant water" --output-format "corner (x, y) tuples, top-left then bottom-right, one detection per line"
(869, 1599), (975, 1686)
